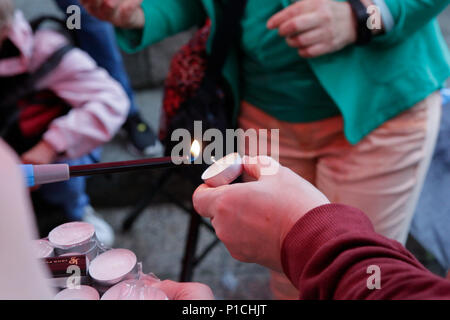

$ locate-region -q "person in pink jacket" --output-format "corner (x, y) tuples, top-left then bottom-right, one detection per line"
(0, 2), (129, 246)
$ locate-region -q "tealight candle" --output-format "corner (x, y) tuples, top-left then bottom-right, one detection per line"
(101, 279), (168, 300)
(89, 249), (137, 286)
(54, 285), (100, 300)
(48, 222), (95, 248)
(32, 239), (54, 258)
(201, 153), (243, 187)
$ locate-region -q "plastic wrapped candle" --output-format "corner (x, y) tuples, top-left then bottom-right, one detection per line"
(48, 222), (98, 259)
(201, 153), (243, 187)
(48, 222), (96, 248)
(101, 279), (168, 300)
(54, 285), (100, 300)
(32, 239), (54, 258)
(89, 249), (137, 286)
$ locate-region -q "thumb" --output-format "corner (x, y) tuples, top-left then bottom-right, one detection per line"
(242, 155), (281, 180)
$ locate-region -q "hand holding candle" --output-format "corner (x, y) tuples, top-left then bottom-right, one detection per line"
(194, 156), (330, 272)
(201, 153), (243, 187)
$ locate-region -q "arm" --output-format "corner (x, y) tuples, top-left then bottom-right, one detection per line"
(0, 141), (54, 299)
(80, 0), (206, 53)
(376, 0), (450, 44)
(282, 204), (450, 300)
(116, 0), (206, 53)
(37, 42), (129, 159)
(193, 155), (450, 300)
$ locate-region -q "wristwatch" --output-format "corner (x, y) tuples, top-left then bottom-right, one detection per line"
(348, 0), (372, 45)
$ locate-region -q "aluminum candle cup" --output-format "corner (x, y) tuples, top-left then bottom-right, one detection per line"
(49, 221), (95, 249)
(54, 285), (100, 300)
(48, 222), (99, 259)
(201, 153), (243, 187)
(89, 249), (137, 286)
(32, 239), (54, 258)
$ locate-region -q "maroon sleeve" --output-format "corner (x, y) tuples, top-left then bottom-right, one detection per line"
(281, 204), (450, 299)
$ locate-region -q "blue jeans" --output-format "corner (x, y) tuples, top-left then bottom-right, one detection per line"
(39, 150), (101, 220)
(410, 89), (450, 269)
(55, 0), (138, 115)
(442, 88), (450, 106)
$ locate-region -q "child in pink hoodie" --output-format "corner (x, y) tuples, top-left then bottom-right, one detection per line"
(0, 2), (129, 245)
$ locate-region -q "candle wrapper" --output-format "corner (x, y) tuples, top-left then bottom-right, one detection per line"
(102, 266), (167, 300)
(44, 255), (89, 288)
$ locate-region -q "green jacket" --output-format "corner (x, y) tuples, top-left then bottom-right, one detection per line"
(117, 0), (450, 144)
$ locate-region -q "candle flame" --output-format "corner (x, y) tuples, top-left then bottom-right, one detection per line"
(190, 140), (201, 159)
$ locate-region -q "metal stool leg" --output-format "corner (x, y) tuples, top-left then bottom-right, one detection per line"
(179, 208), (202, 282)
(122, 170), (173, 232)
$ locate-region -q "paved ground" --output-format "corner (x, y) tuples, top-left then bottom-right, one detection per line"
(18, 1), (450, 299)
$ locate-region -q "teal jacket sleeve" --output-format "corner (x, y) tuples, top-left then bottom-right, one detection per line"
(375, 0), (450, 45)
(116, 0), (206, 53)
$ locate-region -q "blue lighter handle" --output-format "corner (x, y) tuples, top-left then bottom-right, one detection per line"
(20, 164), (35, 187)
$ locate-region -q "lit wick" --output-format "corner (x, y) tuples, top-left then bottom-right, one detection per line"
(190, 140), (201, 161)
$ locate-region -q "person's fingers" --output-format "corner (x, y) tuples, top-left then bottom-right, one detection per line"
(192, 184), (228, 218)
(298, 43), (330, 58)
(151, 280), (183, 300)
(243, 156), (281, 180)
(88, 0), (105, 11)
(277, 13), (321, 37)
(98, 0), (119, 20)
(286, 28), (328, 48)
(117, 0), (144, 28)
(267, 0), (316, 29)
(153, 280), (214, 300)
(242, 156), (262, 180)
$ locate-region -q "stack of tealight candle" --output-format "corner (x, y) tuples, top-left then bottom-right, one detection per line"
(33, 221), (168, 300)
(32, 153), (248, 300)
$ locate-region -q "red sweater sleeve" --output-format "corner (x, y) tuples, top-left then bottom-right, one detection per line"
(281, 204), (450, 299)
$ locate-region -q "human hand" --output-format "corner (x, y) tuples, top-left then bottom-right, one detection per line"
(21, 141), (57, 165)
(267, 0), (357, 58)
(80, 0), (145, 29)
(21, 141), (58, 191)
(152, 280), (215, 300)
(193, 156), (330, 272)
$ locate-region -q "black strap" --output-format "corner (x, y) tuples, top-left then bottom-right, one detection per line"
(0, 44), (73, 109)
(203, 0), (248, 86)
(0, 44), (73, 136)
(30, 15), (79, 47)
(1, 16), (76, 111)
(348, 0), (372, 45)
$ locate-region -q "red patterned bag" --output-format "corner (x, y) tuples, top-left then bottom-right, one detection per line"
(159, 20), (211, 141)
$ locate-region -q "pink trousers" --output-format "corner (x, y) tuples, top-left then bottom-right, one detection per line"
(238, 91), (442, 299)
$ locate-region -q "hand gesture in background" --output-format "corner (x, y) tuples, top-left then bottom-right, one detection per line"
(267, 0), (358, 58)
(80, 0), (145, 29)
